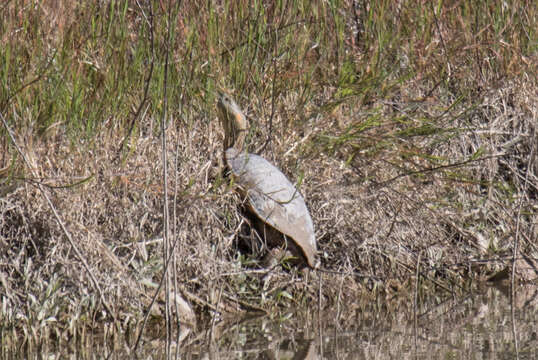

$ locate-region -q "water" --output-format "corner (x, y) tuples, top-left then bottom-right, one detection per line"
(154, 284), (538, 359)
(4, 284), (537, 359)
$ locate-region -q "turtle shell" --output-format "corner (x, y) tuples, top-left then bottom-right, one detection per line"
(225, 148), (316, 268)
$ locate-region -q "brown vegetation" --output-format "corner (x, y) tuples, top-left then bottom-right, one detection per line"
(0, 0), (536, 347)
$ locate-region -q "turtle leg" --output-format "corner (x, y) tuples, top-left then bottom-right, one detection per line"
(242, 211), (308, 268)
(253, 220), (306, 268)
(234, 208), (279, 266)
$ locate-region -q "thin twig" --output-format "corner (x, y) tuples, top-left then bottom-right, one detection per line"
(0, 112), (116, 321)
(256, 32), (278, 156)
(162, 0), (173, 356)
(1, 47), (59, 112)
(378, 152), (511, 187)
(510, 129), (534, 360)
(429, 1), (450, 78)
(413, 252), (421, 359)
(132, 0), (156, 353)
(118, 0), (156, 156)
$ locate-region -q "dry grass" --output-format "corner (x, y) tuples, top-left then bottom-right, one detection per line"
(0, 0), (537, 347)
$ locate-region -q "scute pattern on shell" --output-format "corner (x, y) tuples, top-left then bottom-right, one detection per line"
(225, 148), (316, 267)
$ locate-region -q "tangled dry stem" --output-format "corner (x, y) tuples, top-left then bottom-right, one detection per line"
(0, 0), (537, 345)
(1, 78), (537, 338)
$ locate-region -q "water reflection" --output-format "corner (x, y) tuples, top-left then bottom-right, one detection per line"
(3, 284), (537, 359)
(184, 284), (537, 360)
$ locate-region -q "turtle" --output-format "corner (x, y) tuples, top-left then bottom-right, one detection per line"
(217, 92), (317, 268)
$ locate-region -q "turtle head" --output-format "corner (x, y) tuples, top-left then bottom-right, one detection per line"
(217, 92), (247, 150)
